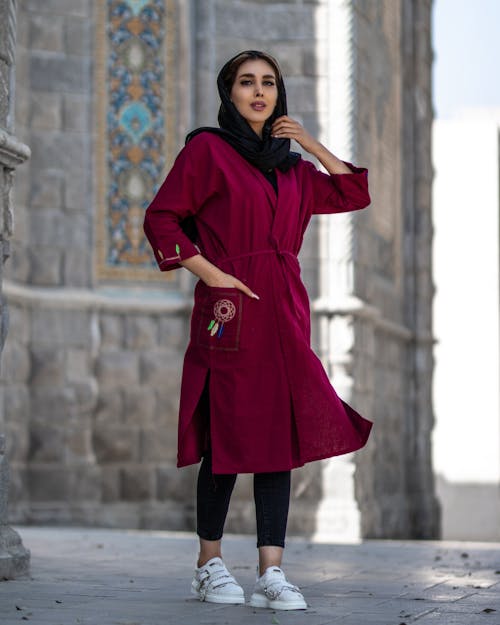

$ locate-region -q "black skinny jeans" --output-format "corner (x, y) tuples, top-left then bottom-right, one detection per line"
(196, 449), (291, 548)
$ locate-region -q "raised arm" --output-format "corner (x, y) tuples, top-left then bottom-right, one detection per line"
(271, 116), (370, 213)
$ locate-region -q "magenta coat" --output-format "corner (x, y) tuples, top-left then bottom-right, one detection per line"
(144, 132), (372, 474)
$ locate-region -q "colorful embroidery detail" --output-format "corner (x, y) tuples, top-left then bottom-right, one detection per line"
(159, 243), (181, 263)
(207, 299), (236, 339)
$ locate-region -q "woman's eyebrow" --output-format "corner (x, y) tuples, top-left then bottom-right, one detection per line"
(237, 73), (276, 80)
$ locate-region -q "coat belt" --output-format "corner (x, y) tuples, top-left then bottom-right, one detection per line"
(218, 248), (298, 266)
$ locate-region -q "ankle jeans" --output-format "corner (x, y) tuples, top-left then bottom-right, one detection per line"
(196, 449), (291, 548)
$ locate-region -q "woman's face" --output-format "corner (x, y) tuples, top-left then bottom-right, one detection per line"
(230, 58), (278, 138)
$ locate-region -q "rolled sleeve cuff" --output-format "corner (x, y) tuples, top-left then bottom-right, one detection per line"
(155, 239), (200, 272)
(338, 161), (368, 176)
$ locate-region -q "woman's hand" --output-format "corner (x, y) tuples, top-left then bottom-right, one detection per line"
(181, 255), (259, 299)
(271, 115), (319, 153)
(205, 270), (260, 300)
(272, 115), (353, 175)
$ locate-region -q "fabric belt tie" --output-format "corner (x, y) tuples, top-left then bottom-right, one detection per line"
(217, 247), (301, 321)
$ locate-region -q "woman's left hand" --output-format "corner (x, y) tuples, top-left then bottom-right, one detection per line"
(271, 115), (319, 154)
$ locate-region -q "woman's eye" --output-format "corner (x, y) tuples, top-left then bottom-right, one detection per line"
(264, 81), (276, 87)
(240, 80), (253, 86)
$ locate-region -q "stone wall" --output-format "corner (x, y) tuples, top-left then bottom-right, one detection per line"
(352, 0), (439, 537)
(3, 0), (438, 540)
(0, 0), (31, 579)
(4, 0), (326, 537)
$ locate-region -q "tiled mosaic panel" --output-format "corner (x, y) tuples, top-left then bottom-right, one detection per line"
(104, 0), (165, 272)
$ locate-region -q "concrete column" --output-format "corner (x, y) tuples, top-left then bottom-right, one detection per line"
(0, 0), (31, 579)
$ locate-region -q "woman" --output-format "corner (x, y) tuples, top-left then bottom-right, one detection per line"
(144, 50), (372, 611)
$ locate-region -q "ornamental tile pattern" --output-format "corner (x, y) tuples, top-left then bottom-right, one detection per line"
(95, 0), (177, 281)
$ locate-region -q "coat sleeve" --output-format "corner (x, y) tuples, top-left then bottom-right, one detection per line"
(301, 160), (370, 215)
(143, 136), (218, 272)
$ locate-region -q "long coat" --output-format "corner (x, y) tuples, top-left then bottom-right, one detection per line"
(144, 132), (372, 474)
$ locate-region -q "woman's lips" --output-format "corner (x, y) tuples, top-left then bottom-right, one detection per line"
(251, 102), (266, 111)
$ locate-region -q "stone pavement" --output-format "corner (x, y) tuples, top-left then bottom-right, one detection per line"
(0, 527), (499, 625)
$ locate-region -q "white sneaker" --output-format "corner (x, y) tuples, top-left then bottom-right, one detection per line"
(249, 566), (307, 610)
(191, 557), (245, 604)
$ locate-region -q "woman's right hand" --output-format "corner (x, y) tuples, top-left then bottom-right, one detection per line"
(205, 270), (260, 300)
(180, 254), (260, 300)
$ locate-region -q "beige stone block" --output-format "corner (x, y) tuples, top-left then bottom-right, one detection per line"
(4, 305), (30, 346)
(65, 426), (93, 462)
(231, 473), (253, 501)
(30, 345), (66, 386)
(70, 378), (98, 413)
(100, 466), (120, 502)
(27, 466), (72, 501)
(122, 387), (156, 425)
(29, 13), (64, 51)
(63, 247), (90, 288)
(31, 386), (78, 420)
(64, 16), (91, 56)
(139, 350), (182, 387)
(23, 0), (91, 17)
(154, 388), (180, 425)
(30, 54), (90, 94)
(66, 348), (90, 379)
(140, 428), (176, 463)
(94, 390), (124, 424)
(4, 422), (29, 463)
(99, 315), (124, 348)
(215, 5), (315, 40)
(140, 502), (193, 531)
(156, 465), (197, 502)
(30, 129), (87, 173)
(96, 350), (139, 388)
(124, 316), (158, 350)
(6, 466), (28, 506)
(1, 341), (30, 383)
(224, 500), (256, 535)
(28, 245), (62, 286)
(93, 425), (139, 463)
(71, 464), (101, 501)
(30, 91), (62, 130)
(63, 93), (88, 131)
(158, 315), (188, 350)
(120, 466), (154, 501)
(28, 423), (65, 463)
(2, 386), (29, 422)
(31, 309), (90, 347)
(30, 169), (64, 209)
(287, 76), (324, 113)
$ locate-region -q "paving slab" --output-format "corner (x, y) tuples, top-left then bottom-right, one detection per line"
(0, 527), (499, 625)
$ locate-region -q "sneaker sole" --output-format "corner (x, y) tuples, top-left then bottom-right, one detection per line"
(191, 587), (245, 604)
(249, 593), (307, 611)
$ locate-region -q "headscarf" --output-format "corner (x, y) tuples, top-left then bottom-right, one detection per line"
(185, 51), (300, 173)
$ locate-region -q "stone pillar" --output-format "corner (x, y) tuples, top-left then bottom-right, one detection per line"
(312, 0), (366, 542)
(0, 0), (31, 579)
(313, 0), (439, 540)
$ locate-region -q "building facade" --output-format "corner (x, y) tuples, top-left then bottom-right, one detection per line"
(1, 0), (439, 541)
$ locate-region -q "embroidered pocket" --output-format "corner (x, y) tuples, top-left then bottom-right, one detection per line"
(196, 288), (243, 352)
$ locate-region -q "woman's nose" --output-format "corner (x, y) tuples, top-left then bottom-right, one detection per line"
(255, 84), (264, 96)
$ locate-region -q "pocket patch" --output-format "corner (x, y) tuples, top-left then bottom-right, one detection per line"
(196, 289), (243, 351)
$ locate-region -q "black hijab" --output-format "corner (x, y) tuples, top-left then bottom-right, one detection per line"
(185, 51), (300, 173)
